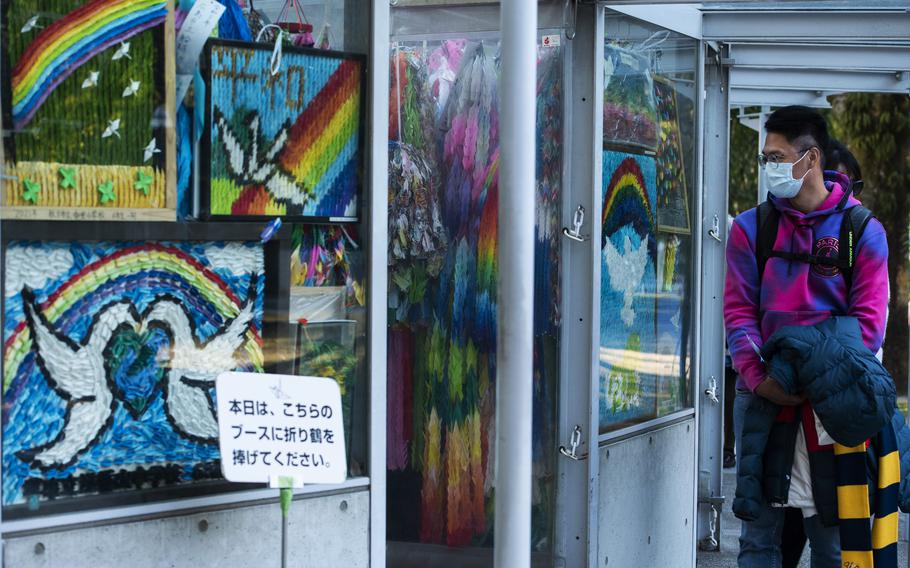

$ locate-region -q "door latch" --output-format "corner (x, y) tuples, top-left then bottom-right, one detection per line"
(708, 214), (723, 243)
(559, 425), (589, 461)
(562, 205), (589, 243)
(704, 376), (720, 404)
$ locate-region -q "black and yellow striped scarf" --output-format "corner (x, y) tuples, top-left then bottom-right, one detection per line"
(834, 422), (899, 568)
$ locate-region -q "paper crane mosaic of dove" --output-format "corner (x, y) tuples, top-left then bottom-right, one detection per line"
(602, 228), (650, 327)
(142, 297), (255, 442)
(19, 290), (139, 470)
(18, 286), (257, 469)
(213, 108), (313, 208)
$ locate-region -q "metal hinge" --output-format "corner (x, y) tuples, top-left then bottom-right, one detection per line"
(704, 376), (720, 404)
(707, 214), (723, 243)
(562, 205), (590, 243)
(559, 425), (589, 461)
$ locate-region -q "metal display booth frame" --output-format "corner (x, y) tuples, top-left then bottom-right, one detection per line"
(2, 2), (909, 567)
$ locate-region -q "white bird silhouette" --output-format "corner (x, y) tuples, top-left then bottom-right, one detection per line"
(112, 42), (131, 61)
(81, 70), (99, 89)
(19, 291), (138, 469)
(143, 138), (160, 162)
(21, 15), (42, 33)
(214, 109), (311, 207)
(102, 118), (121, 139)
(603, 230), (650, 327)
(143, 299), (254, 442)
(122, 79), (140, 98)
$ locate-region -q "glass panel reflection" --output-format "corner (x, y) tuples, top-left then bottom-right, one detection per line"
(599, 17), (697, 432)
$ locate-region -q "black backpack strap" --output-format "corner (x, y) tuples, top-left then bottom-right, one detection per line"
(839, 205), (874, 292)
(755, 201), (779, 282)
(754, 200), (874, 299)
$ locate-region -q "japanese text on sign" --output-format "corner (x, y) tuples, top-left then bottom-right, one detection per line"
(216, 372), (346, 485)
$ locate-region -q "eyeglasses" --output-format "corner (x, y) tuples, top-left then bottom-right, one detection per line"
(757, 147), (814, 169)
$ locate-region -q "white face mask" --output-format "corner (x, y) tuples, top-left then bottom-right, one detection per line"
(763, 150), (810, 199)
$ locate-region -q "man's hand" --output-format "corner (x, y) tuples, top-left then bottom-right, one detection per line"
(754, 378), (805, 406)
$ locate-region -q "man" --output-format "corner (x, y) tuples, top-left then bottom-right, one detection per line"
(778, 138), (867, 568)
(724, 106), (889, 567)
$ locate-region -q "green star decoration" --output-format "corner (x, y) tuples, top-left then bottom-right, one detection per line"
(22, 179), (40, 203)
(59, 167), (76, 189)
(135, 171), (153, 195)
(98, 181), (116, 204)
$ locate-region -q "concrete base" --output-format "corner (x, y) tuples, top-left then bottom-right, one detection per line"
(3, 489), (369, 568)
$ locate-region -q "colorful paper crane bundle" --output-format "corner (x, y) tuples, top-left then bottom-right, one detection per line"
(291, 225), (353, 288)
(388, 142), (448, 324)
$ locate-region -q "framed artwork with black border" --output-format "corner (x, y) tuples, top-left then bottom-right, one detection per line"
(199, 39), (366, 223)
(0, 221), (291, 517)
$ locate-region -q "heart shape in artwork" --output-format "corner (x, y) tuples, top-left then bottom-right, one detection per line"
(104, 326), (171, 419)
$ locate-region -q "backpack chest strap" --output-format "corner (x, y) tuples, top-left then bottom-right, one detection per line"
(765, 249), (851, 269)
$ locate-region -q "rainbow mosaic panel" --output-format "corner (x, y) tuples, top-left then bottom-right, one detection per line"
(201, 39), (364, 221)
(1, 226), (275, 511)
(599, 150), (659, 429)
(0, 0), (177, 221)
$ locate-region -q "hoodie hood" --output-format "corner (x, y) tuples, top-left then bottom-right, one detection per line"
(768, 170), (862, 220)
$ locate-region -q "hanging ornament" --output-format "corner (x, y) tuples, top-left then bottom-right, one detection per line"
(316, 22), (332, 50)
(315, 2), (333, 50)
(275, 0), (314, 47)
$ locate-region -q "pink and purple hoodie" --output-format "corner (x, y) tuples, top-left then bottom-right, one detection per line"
(724, 171), (890, 391)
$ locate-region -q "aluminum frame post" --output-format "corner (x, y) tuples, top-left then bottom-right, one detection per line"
(757, 106), (770, 203)
(696, 41), (731, 553)
(367, 1), (390, 566)
(556, 4), (603, 567)
(495, 1), (537, 566)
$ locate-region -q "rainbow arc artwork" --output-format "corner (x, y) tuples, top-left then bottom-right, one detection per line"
(10, 0), (167, 129)
(2, 239), (265, 506)
(203, 41), (364, 220)
(1, 0), (175, 220)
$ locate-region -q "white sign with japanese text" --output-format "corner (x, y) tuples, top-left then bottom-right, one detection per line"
(216, 372), (346, 485)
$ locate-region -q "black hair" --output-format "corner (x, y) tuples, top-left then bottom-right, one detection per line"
(828, 139), (864, 196)
(764, 105), (830, 170)
(828, 139), (862, 180)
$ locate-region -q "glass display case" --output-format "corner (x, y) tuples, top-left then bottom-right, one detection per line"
(599, 15), (698, 432)
(0, 0), (371, 521)
(385, 8), (564, 562)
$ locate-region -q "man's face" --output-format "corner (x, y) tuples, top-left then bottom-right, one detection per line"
(761, 132), (817, 181)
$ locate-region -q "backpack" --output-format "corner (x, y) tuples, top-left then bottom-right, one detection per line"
(755, 200), (874, 291)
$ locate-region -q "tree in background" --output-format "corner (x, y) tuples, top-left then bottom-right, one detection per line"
(729, 110), (759, 216)
(830, 93), (910, 393)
